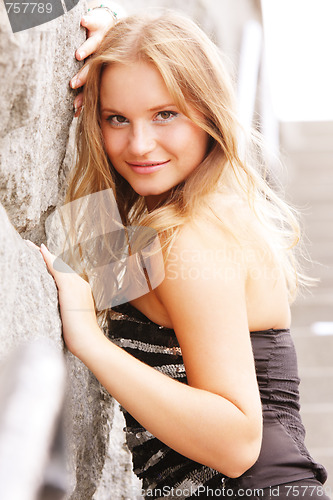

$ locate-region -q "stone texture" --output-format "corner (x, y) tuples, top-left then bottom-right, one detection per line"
(0, 204), (62, 354)
(0, 1), (87, 241)
(0, 193), (139, 499)
(0, 204), (65, 499)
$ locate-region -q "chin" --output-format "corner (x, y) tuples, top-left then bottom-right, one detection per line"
(138, 188), (171, 209)
(134, 185), (168, 197)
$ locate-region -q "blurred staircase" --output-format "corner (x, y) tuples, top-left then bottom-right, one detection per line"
(280, 121), (333, 495)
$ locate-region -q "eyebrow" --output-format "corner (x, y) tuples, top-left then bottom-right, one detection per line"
(149, 103), (177, 111)
(100, 103), (178, 113)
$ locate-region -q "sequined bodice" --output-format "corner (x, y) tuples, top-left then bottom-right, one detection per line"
(107, 303), (327, 499)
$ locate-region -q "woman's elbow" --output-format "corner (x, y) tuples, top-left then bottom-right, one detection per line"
(225, 440), (262, 478)
(216, 425), (262, 478)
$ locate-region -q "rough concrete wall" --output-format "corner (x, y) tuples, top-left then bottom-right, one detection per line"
(0, 1), (86, 241)
(0, 1), (261, 499)
(0, 2), (139, 498)
(0, 205), (62, 360)
(0, 203), (65, 499)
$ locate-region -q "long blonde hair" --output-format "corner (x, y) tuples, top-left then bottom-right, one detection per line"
(66, 11), (304, 302)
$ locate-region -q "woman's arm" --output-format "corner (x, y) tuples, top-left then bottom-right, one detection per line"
(38, 222), (262, 477)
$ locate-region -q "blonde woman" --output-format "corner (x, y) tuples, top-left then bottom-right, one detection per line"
(37, 8), (329, 499)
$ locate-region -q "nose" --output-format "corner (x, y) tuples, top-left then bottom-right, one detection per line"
(128, 122), (156, 156)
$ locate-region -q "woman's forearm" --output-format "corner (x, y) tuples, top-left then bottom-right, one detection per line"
(80, 326), (262, 477)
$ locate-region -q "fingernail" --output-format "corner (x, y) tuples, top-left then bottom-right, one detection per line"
(77, 50), (85, 60)
(41, 243), (48, 251)
(75, 96), (83, 107)
(70, 77), (81, 89)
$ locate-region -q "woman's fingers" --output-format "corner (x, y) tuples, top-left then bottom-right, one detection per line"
(73, 93), (84, 117)
(81, 10), (117, 33)
(40, 244), (76, 283)
(25, 241), (77, 289)
(39, 243), (55, 271)
(38, 244), (98, 354)
(70, 61), (90, 89)
(71, 62), (90, 115)
(73, 93), (83, 108)
(70, 3), (126, 111)
(74, 10), (117, 62)
(75, 33), (103, 61)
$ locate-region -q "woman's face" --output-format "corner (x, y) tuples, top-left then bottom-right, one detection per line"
(100, 61), (209, 209)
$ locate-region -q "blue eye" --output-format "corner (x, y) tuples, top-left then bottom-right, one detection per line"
(155, 111), (178, 122)
(106, 115), (129, 126)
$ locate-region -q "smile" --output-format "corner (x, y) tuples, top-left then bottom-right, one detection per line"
(126, 160), (170, 174)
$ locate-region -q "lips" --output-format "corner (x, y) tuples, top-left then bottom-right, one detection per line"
(126, 160), (170, 174)
(127, 160), (169, 167)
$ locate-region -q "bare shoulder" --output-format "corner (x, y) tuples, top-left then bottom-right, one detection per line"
(157, 198), (291, 332)
(155, 214), (248, 327)
(165, 214), (247, 278)
(133, 216), (247, 329)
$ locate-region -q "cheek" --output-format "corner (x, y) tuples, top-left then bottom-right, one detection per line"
(102, 128), (123, 161)
(185, 128), (209, 162)
(166, 124), (206, 154)
(179, 120), (208, 151)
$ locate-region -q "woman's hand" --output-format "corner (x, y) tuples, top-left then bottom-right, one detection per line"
(71, 2), (126, 117)
(26, 241), (104, 357)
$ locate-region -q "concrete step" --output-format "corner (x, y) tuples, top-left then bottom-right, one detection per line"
(280, 121), (333, 152)
(304, 251), (333, 268)
(298, 369), (333, 405)
(299, 203), (333, 223)
(291, 297), (333, 327)
(300, 407), (333, 450)
(285, 151), (333, 175)
(302, 228), (333, 244)
(287, 183), (333, 204)
(302, 266), (333, 290)
(293, 334), (333, 368)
